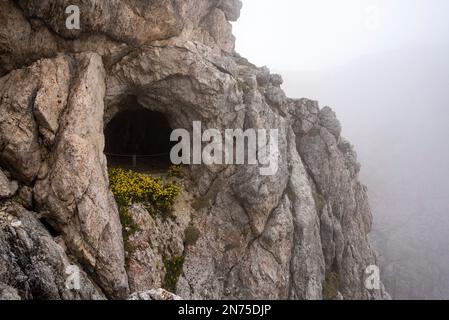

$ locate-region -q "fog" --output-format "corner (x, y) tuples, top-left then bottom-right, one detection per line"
(233, 0), (449, 299)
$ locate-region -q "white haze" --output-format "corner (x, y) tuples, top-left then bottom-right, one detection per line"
(233, 0), (449, 299)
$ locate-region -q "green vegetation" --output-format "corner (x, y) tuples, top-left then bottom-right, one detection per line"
(109, 168), (180, 216)
(168, 165), (184, 179)
(286, 185), (297, 202)
(313, 191), (326, 212)
(118, 206), (139, 255)
(237, 79), (251, 93)
(191, 179), (223, 211)
(162, 255), (185, 293)
(308, 127), (322, 136)
(224, 242), (240, 252)
(109, 168), (181, 250)
(118, 205), (138, 242)
(322, 271), (340, 300)
(191, 195), (210, 211)
(184, 225), (200, 246)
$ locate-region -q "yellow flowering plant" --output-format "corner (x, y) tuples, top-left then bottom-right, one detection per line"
(167, 165), (184, 179)
(108, 168), (180, 215)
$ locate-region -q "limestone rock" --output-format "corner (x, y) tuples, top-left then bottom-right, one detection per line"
(0, 284), (21, 300)
(33, 56), (71, 145)
(218, 0), (243, 22)
(0, 170), (18, 199)
(128, 288), (181, 301)
(33, 53), (129, 299)
(0, 0), (58, 76)
(125, 198), (191, 292)
(200, 8), (236, 54)
(289, 98), (320, 135)
(319, 106), (342, 139)
(0, 65), (42, 183)
(0, 0), (388, 300)
(0, 202), (105, 300)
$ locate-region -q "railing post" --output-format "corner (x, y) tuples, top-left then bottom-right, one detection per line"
(132, 154), (137, 167)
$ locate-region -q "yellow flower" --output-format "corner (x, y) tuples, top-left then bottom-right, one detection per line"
(108, 168), (180, 215)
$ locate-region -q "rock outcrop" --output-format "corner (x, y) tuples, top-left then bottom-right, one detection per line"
(128, 288), (182, 301)
(0, 201), (105, 300)
(0, 0), (387, 300)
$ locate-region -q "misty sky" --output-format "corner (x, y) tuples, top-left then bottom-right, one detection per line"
(233, 0), (449, 298)
(234, 0), (449, 71)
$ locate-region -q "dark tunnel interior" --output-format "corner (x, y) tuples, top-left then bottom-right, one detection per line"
(104, 107), (175, 172)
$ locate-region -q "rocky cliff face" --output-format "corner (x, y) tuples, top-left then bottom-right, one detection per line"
(0, 0), (387, 300)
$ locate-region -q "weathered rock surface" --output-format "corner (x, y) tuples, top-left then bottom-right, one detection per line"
(0, 0), (387, 300)
(0, 201), (105, 299)
(125, 185), (193, 292)
(0, 284), (20, 300)
(0, 170), (17, 199)
(33, 53), (129, 299)
(128, 288), (181, 301)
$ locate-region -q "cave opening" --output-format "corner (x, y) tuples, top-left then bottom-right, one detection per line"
(104, 105), (175, 173)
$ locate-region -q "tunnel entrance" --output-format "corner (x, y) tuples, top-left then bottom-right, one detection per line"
(104, 107), (175, 173)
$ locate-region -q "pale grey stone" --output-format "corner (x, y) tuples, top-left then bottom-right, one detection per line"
(0, 202), (105, 300)
(0, 0), (387, 300)
(128, 288), (181, 301)
(0, 170), (17, 199)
